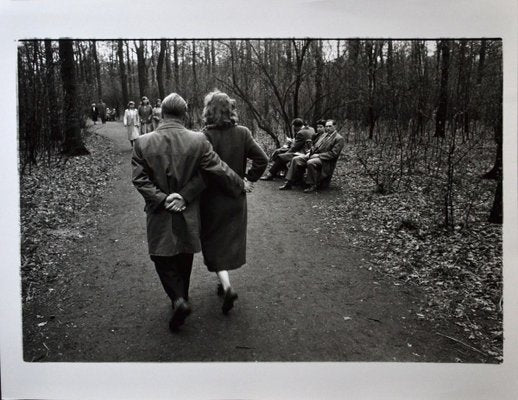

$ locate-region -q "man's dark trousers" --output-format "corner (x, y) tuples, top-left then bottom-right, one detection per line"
(151, 253), (193, 303)
(269, 152), (296, 176)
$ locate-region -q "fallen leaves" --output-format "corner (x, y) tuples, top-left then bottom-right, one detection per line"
(20, 131), (119, 305)
(313, 144), (503, 360)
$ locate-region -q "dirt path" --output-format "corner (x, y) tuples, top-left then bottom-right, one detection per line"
(23, 122), (483, 362)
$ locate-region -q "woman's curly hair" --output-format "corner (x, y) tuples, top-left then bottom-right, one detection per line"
(202, 90), (238, 127)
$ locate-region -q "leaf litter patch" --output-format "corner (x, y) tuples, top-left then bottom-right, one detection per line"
(314, 146), (503, 361)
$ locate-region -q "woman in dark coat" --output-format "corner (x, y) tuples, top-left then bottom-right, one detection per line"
(138, 96), (153, 134)
(200, 90), (268, 314)
(90, 103), (98, 124)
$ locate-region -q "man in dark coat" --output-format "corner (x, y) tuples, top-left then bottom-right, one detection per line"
(260, 118), (315, 180)
(279, 119), (344, 192)
(132, 92), (244, 332)
(97, 99), (107, 124)
(90, 103), (98, 124)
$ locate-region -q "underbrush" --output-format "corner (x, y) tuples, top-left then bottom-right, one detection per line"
(316, 137), (503, 361)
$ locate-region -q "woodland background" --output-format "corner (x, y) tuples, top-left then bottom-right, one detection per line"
(18, 39), (502, 221)
(18, 39), (503, 360)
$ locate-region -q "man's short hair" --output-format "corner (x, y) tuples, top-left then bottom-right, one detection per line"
(161, 93), (188, 118)
(291, 118), (304, 127)
(326, 119), (336, 126)
(316, 119), (327, 126)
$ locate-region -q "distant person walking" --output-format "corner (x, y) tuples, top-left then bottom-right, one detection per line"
(138, 96), (153, 135)
(131, 92), (245, 332)
(152, 99), (162, 131)
(98, 99), (107, 124)
(200, 90), (268, 314)
(123, 101), (140, 147)
(90, 103), (99, 125)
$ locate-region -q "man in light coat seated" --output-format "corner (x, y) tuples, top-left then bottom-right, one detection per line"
(279, 119), (344, 193)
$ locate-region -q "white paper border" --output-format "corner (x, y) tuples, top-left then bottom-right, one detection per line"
(1, 1), (517, 399)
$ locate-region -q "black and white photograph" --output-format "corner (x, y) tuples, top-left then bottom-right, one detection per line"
(18, 37), (504, 363)
(1, 1), (517, 399)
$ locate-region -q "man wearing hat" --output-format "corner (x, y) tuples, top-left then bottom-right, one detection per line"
(138, 96), (153, 134)
(260, 118), (315, 180)
(132, 92), (245, 332)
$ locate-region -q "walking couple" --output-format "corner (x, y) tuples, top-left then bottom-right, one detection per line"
(131, 90), (268, 332)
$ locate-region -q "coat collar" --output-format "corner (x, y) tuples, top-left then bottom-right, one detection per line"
(156, 119), (186, 131)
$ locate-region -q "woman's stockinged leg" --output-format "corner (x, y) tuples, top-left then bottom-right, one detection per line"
(216, 270), (231, 291)
(217, 269), (238, 314)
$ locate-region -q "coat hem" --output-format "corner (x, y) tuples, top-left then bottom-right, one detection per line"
(205, 262), (245, 272)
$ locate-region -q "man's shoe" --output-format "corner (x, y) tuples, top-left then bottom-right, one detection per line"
(279, 182), (293, 190)
(169, 298), (192, 332)
(303, 185), (317, 193)
(260, 173), (275, 181)
(222, 288), (238, 315)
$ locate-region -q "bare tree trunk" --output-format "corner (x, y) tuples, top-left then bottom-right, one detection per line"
(58, 40), (89, 157)
(125, 41), (133, 99)
(411, 41), (425, 139)
(435, 40), (450, 138)
(149, 41), (158, 98)
(313, 39), (324, 123)
(165, 41), (172, 92)
(134, 40), (148, 98)
(117, 40), (129, 109)
(44, 40), (60, 142)
(387, 41), (395, 120)
(191, 39), (199, 125)
(173, 39), (180, 91)
(366, 40), (377, 139)
(157, 39), (166, 99)
(211, 40), (216, 80)
(80, 42), (92, 86)
(91, 40), (102, 100)
(387, 41), (394, 86)
(463, 43), (473, 136)
(76, 41), (86, 83)
(488, 174), (503, 224)
(483, 117), (503, 181)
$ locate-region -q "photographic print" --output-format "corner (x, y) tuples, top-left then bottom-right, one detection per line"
(19, 38), (503, 363)
(2, 1), (517, 399)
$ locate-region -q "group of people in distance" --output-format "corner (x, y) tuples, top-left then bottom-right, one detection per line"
(90, 99), (119, 124)
(123, 96), (163, 146)
(260, 118), (345, 193)
(89, 99), (107, 124)
(131, 90), (268, 332)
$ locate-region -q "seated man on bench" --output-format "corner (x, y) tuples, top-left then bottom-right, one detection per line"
(279, 119), (344, 193)
(260, 118), (315, 180)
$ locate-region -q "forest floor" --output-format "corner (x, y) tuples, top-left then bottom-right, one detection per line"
(21, 121), (502, 362)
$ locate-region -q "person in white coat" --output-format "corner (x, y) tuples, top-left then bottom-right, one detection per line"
(123, 101), (140, 147)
